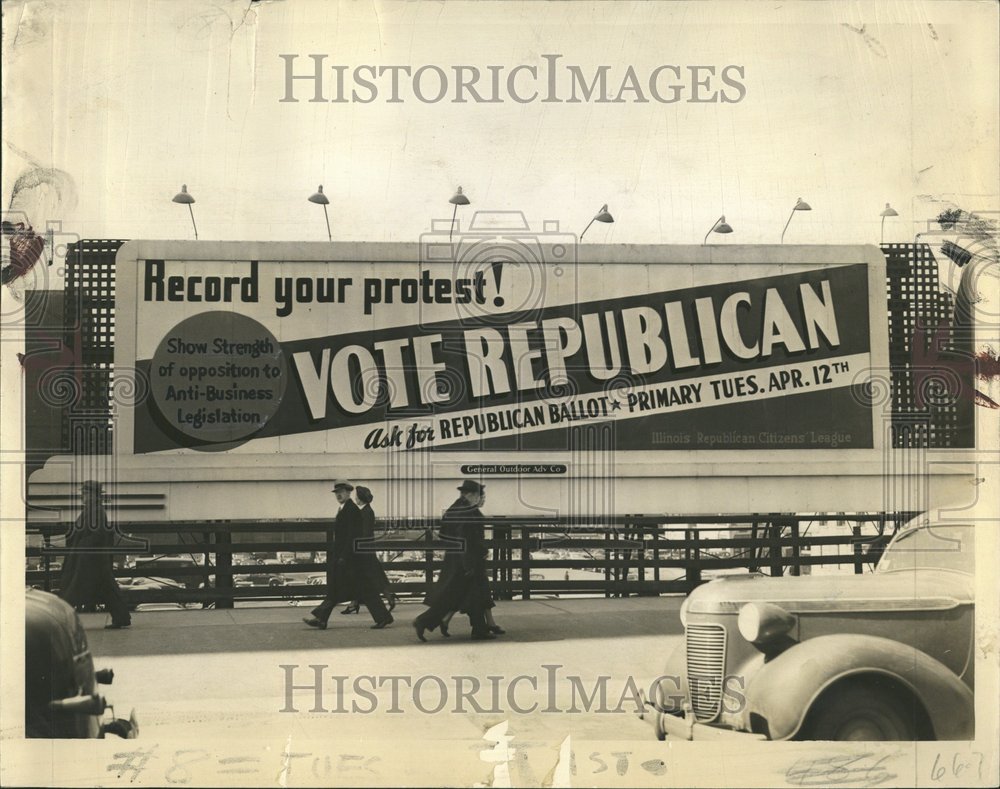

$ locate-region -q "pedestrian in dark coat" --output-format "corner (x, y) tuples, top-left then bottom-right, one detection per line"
(413, 480), (495, 641)
(342, 486), (398, 614)
(58, 481), (131, 629)
(303, 480), (392, 629)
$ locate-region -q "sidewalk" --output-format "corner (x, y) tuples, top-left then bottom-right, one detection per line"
(81, 596), (683, 656)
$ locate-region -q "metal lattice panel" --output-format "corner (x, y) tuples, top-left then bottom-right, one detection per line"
(62, 239), (126, 454)
(881, 243), (961, 448)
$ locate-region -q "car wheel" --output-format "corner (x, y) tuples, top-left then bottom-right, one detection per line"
(801, 680), (917, 741)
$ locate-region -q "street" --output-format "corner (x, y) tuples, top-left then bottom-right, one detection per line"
(83, 597), (681, 748)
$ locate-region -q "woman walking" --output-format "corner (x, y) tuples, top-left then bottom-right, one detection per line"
(342, 486), (398, 614)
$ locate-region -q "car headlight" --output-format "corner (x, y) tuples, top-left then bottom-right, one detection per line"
(737, 602), (796, 648)
(679, 596), (690, 628)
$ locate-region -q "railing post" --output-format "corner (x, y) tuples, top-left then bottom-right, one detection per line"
(497, 525), (513, 601)
(604, 530), (612, 598)
(425, 527), (435, 588)
(520, 527), (531, 601)
(636, 522), (650, 596)
(789, 520), (801, 576)
(685, 527), (701, 590)
(652, 524), (661, 593)
(202, 530), (212, 590)
(853, 525), (864, 574)
(43, 530), (53, 591)
(326, 524), (336, 591)
(769, 522), (783, 576)
(215, 529), (234, 609)
(506, 525), (516, 601)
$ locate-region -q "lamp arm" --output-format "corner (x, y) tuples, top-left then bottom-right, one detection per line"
(187, 204), (199, 241)
(449, 203), (458, 241)
(780, 208), (795, 244)
(581, 217), (595, 240)
(703, 217), (722, 246)
(322, 205), (332, 242)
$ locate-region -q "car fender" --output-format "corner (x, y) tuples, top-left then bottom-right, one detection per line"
(741, 634), (973, 740)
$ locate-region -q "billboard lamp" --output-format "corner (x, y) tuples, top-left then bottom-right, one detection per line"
(308, 185), (332, 242)
(880, 203), (898, 244)
(780, 198), (811, 243)
(172, 185), (198, 240)
(581, 204), (614, 240)
(448, 186), (470, 241)
(703, 215), (734, 245)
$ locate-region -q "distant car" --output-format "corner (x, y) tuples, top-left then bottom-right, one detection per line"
(132, 555), (203, 588)
(640, 519), (974, 741)
(235, 573), (290, 588)
(25, 589), (138, 739)
(120, 576), (187, 611)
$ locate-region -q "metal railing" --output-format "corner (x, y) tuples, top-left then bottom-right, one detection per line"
(26, 513), (914, 609)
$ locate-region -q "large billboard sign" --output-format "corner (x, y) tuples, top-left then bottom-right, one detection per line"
(115, 240), (887, 461)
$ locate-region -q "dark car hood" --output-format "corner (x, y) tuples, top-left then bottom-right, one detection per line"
(687, 570), (973, 615)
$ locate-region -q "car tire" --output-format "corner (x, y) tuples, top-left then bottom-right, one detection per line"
(800, 679), (917, 741)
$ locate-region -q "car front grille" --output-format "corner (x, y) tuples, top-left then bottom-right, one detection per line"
(685, 623), (727, 721)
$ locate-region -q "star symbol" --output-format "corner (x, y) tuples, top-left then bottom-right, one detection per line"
(610, 399), (622, 410)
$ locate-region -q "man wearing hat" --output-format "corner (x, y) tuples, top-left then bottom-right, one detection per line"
(413, 480), (495, 641)
(58, 481), (131, 629)
(303, 480), (392, 630)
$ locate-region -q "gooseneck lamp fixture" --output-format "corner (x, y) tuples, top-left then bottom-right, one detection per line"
(308, 185), (332, 242)
(172, 185), (198, 240)
(880, 202), (898, 244)
(581, 204), (614, 240)
(703, 215), (734, 245)
(780, 197), (811, 243)
(448, 186), (470, 241)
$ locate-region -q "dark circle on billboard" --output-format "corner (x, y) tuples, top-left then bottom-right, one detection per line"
(149, 311), (286, 444)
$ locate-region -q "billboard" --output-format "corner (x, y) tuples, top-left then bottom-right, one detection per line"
(115, 239), (887, 461)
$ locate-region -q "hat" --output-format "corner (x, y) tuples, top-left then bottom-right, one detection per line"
(457, 480), (485, 494)
(355, 485), (374, 504)
(81, 480), (104, 494)
(331, 479), (354, 492)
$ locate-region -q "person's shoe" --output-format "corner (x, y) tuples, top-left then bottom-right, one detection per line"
(488, 625), (506, 635)
(440, 620), (451, 638)
(302, 616), (327, 630)
(386, 594), (398, 612)
(341, 603), (360, 615)
(104, 622), (131, 630)
(471, 632), (497, 641)
(413, 620), (428, 642)
(371, 614), (394, 630)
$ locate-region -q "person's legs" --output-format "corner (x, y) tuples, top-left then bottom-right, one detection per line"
(415, 601), (447, 630)
(310, 596), (338, 624)
(103, 580), (131, 627)
(485, 607), (505, 633)
(467, 607), (491, 638)
(440, 610), (455, 636)
(361, 591), (390, 625)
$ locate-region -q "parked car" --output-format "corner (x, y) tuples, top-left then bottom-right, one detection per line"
(235, 572), (291, 588)
(132, 554), (204, 588)
(640, 519), (974, 741)
(24, 589), (138, 738)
